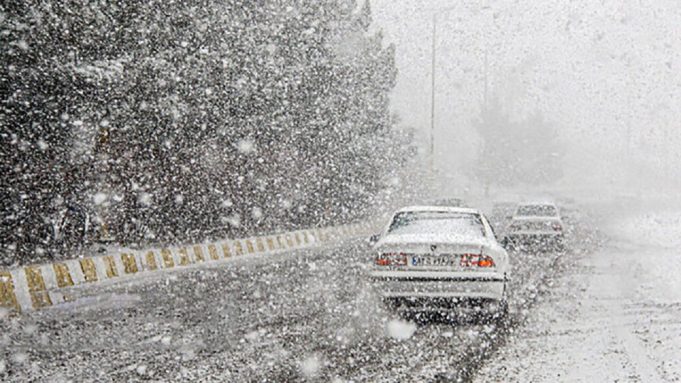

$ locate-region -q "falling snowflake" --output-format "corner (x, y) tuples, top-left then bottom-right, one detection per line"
(236, 138), (256, 154)
(299, 354), (322, 378)
(386, 320), (416, 341)
(93, 192), (108, 205)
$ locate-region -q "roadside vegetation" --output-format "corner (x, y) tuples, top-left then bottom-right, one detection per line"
(1, 1), (414, 265)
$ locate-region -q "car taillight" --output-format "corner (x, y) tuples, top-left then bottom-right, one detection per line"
(477, 255), (495, 267)
(375, 253), (407, 266)
(460, 253), (495, 268)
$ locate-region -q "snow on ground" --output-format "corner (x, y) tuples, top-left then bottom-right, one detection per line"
(475, 209), (681, 382)
(615, 212), (681, 248)
(0, 209), (597, 382)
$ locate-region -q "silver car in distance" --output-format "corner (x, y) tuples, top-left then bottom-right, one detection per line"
(503, 201), (566, 251)
(369, 206), (510, 320)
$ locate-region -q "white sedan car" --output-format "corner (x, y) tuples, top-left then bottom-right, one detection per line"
(502, 202), (565, 251)
(368, 206), (510, 319)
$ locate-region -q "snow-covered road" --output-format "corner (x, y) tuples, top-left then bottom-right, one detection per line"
(476, 209), (681, 382)
(1, 209), (597, 382)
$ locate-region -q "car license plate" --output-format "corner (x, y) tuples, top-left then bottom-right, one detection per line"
(411, 255), (458, 267)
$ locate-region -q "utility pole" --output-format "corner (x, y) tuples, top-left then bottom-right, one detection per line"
(430, 12), (437, 176)
(484, 48), (489, 112)
(425, 3), (492, 195)
(427, 5), (464, 186)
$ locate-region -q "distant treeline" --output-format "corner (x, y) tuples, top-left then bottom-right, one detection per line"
(0, 0), (412, 265)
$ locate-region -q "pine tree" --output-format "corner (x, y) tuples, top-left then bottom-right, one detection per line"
(1, 0), (404, 264)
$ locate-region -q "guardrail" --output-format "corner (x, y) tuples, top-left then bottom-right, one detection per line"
(0, 222), (375, 313)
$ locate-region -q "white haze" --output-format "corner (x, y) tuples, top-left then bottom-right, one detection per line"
(372, 0), (681, 196)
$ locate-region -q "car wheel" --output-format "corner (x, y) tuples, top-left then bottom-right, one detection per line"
(493, 283), (510, 324)
(496, 299), (509, 319)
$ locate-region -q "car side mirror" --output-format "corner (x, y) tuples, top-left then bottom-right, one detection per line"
(500, 237), (509, 248)
(368, 233), (380, 246)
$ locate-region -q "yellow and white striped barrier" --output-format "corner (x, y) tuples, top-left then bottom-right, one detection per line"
(0, 222), (377, 312)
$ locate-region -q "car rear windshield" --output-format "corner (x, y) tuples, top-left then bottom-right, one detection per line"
(387, 211), (485, 237)
(516, 204), (558, 217)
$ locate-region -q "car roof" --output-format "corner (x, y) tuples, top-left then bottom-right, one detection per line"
(395, 205), (480, 215)
(512, 216), (562, 222)
(517, 201), (558, 207)
(433, 197), (463, 202)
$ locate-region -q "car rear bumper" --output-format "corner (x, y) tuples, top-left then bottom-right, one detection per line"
(504, 233), (564, 247)
(369, 270), (506, 302)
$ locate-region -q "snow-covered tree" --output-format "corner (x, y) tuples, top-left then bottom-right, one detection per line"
(1, 0), (407, 263)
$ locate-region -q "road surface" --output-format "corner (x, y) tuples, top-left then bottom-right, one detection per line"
(1, 209), (597, 382)
(475, 208), (681, 382)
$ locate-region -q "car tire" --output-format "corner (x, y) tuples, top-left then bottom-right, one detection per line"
(493, 283), (510, 324)
(497, 299), (509, 319)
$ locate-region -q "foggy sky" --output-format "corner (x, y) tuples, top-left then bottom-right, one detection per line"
(371, 0), (681, 192)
